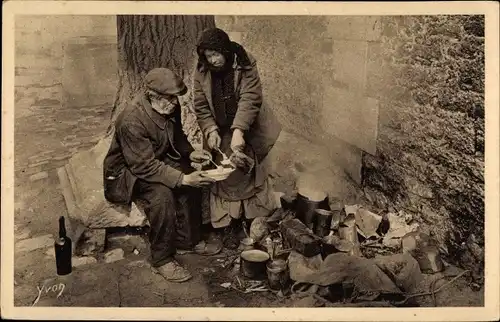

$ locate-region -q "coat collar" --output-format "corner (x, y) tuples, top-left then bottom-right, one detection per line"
(139, 93), (177, 130)
(196, 53), (256, 113)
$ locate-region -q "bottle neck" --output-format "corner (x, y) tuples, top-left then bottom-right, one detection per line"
(58, 217), (67, 239)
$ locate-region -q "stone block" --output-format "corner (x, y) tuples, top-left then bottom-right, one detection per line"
(15, 228), (31, 241)
(62, 36), (118, 108)
(326, 16), (368, 40)
(28, 154), (52, 163)
(16, 234), (54, 253)
(325, 16), (382, 41)
(29, 171), (49, 182)
(329, 39), (368, 91)
(320, 38), (334, 54)
(52, 154), (72, 162)
(104, 248), (125, 263)
(107, 234), (148, 255)
(320, 88), (379, 155)
(28, 161), (49, 168)
(125, 259), (150, 269)
(73, 256), (98, 267)
(365, 17), (383, 41)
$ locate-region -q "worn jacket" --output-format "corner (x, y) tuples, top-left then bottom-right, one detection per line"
(192, 52), (282, 162)
(103, 93), (194, 204)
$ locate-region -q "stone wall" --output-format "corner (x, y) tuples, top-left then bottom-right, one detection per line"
(15, 15), (117, 177)
(15, 15), (118, 111)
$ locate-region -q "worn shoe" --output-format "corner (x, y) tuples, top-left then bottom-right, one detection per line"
(176, 240), (223, 256)
(194, 239), (223, 256)
(222, 226), (240, 250)
(152, 260), (192, 283)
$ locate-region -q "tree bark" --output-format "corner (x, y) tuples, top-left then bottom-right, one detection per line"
(108, 15), (215, 145)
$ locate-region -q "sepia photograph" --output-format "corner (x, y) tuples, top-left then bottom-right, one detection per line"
(1, 1), (499, 321)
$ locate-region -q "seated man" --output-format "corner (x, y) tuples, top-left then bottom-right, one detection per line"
(103, 67), (220, 283)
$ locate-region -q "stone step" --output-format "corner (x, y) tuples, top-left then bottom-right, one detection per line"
(16, 234), (54, 253)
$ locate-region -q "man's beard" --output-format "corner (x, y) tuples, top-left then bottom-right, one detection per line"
(151, 99), (178, 115)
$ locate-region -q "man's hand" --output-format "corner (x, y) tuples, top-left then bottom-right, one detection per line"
(207, 131), (221, 150)
(230, 129), (245, 153)
(189, 149), (212, 167)
(181, 171), (215, 187)
(229, 150), (255, 173)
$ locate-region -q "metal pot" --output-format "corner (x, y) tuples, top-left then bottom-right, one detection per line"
(240, 249), (270, 280)
(296, 191), (330, 230)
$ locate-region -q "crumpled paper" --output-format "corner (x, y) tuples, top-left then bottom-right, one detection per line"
(382, 212), (420, 247)
(355, 207), (383, 239)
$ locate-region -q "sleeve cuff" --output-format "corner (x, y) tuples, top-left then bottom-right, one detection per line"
(176, 173), (185, 188)
(230, 123), (249, 132)
(162, 167), (184, 189)
(204, 125), (219, 138)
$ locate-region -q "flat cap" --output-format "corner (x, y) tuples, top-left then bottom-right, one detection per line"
(144, 68), (187, 96)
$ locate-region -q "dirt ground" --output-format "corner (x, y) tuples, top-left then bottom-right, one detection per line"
(12, 51), (484, 309)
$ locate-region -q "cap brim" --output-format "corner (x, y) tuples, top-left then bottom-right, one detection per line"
(176, 85), (188, 96)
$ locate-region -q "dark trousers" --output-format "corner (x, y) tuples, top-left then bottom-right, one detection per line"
(132, 179), (202, 267)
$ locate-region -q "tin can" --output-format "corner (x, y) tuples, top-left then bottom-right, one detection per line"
(266, 259), (289, 290)
(313, 209), (333, 237)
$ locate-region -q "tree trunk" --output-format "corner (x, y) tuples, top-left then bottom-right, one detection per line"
(108, 15), (215, 145)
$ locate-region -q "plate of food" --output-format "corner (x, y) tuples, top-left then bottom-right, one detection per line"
(201, 166), (235, 181)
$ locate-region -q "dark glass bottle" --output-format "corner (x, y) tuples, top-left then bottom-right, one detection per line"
(54, 216), (72, 275)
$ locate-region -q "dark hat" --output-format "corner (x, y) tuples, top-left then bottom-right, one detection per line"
(196, 28), (232, 56)
(144, 68), (187, 96)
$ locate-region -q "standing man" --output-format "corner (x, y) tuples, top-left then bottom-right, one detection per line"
(103, 68), (221, 283)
